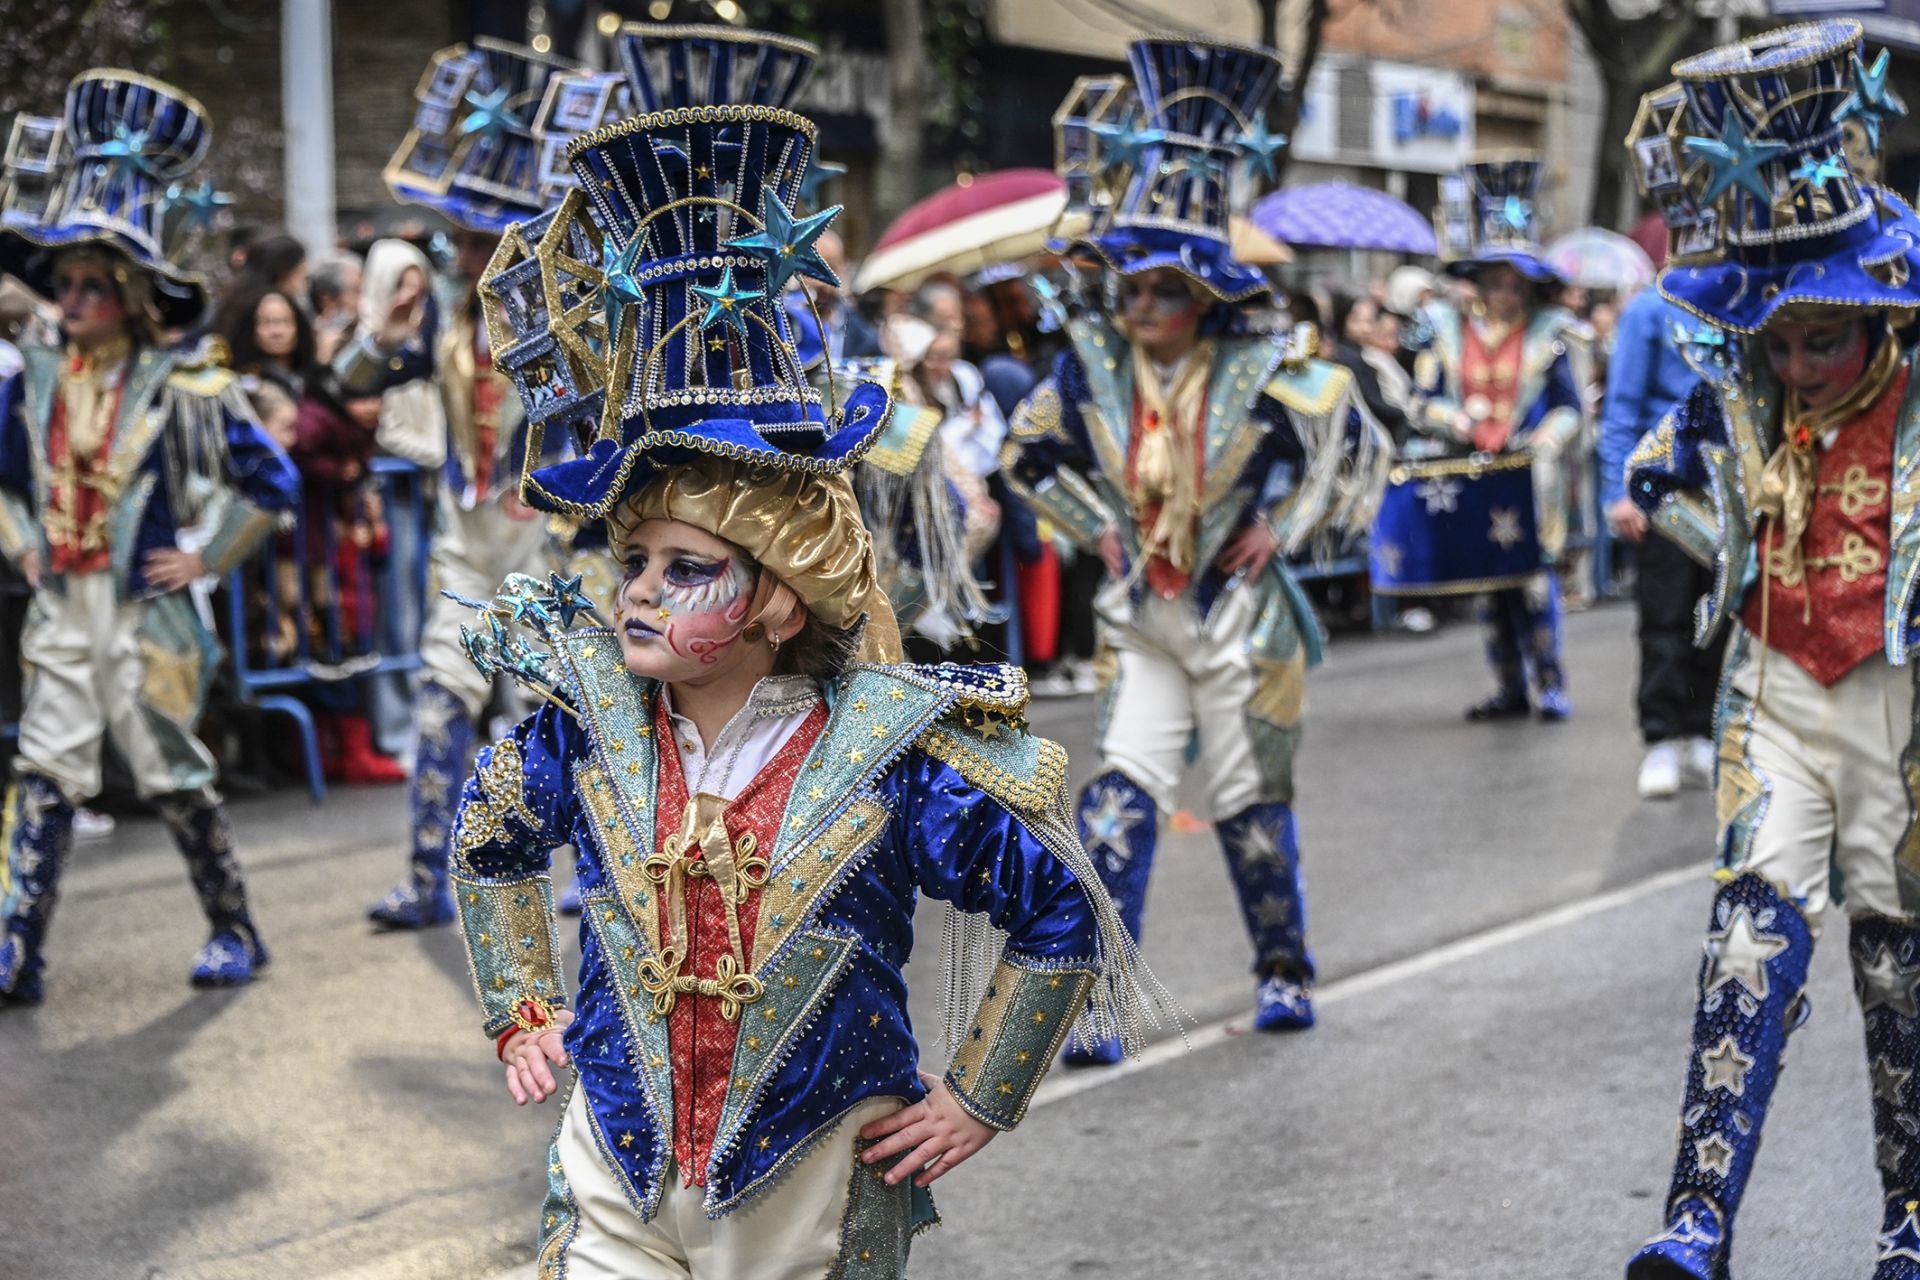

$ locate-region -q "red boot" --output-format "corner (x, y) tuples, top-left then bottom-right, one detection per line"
(335, 714), (408, 785)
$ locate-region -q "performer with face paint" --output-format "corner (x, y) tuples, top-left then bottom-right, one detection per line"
(444, 27), (1161, 1276)
(1372, 155), (1586, 721)
(0, 73), (299, 1003)
(336, 39), (588, 929)
(1620, 22), (1920, 1276)
(1004, 41), (1389, 1057)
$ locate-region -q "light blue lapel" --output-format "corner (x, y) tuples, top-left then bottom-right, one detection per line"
(1884, 360), (1920, 663)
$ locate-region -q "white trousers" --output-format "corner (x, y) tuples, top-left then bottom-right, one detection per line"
(420, 494), (561, 719)
(546, 1089), (907, 1280)
(1722, 643), (1916, 919)
(17, 572), (217, 803)
(1095, 581), (1278, 818)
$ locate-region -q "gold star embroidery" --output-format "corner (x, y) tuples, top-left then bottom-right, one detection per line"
(852, 697), (868, 712)
(888, 688), (905, 701)
(627, 762), (643, 777)
(650, 1055), (664, 1068)
(747, 1035), (762, 1050)
(733, 1076), (748, 1090)
(1031, 1010), (1049, 1025)
(709, 337), (726, 352)
(618, 1132), (634, 1149)
(622, 946), (636, 961)
(638, 725), (653, 738)
(1047, 976), (1062, 990)
(477, 932), (493, 946)
(763, 1008), (780, 1022)
(811, 947), (826, 960)
(492, 976), (508, 991)
(789, 816), (804, 829)
(599, 695), (615, 710)
(1015, 1050), (1031, 1064)
(870, 725), (887, 739)
(582, 645), (597, 659)
(849, 749), (865, 764)
(997, 1081), (1014, 1095)
(758, 1136), (770, 1150)
(870, 1013), (882, 1028)
(808, 786), (824, 800)
(783, 975), (799, 989)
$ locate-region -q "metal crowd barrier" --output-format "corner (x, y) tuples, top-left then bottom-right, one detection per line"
(225, 458), (432, 803)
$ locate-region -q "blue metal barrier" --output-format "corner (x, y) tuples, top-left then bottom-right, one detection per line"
(225, 458), (432, 804)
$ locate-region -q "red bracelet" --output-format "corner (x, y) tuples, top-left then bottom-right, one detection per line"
(497, 998), (557, 1061)
(496, 1026), (521, 1061)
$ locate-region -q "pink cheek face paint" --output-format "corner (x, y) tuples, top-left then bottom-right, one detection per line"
(658, 556), (754, 667)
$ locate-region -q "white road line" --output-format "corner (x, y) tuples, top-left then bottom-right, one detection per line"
(1029, 863), (1705, 1111)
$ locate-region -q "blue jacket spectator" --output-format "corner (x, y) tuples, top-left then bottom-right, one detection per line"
(1597, 289), (1698, 510)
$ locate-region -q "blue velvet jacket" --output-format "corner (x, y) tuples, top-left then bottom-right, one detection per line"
(0, 344), (299, 598)
(452, 639), (1105, 1219)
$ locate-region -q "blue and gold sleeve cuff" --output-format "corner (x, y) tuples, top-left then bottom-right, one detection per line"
(1019, 470), (1116, 551)
(453, 874), (568, 1038)
(943, 955), (1096, 1131)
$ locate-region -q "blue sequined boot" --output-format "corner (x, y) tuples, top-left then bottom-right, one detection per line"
(369, 681), (471, 929)
(1849, 915), (1920, 1280)
(1466, 589), (1530, 720)
(1626, 874), (1814, 1280)
(155, 795), (269, 987)
(1063, 770), (1157, 1066)
(0, 774), (76, 1007)
(1217, 802), (1316, 1032)
(1524, 572), (1571, 722)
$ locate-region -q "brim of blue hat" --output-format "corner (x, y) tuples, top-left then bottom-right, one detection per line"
(1659, 188), (1920, 335)
(387, 181), (540, 237)
(0, 221), (208, 329)
(1443, 249), (1562, 285)
(1075, 224), (1272, 304)
(521, 377), (893, 517)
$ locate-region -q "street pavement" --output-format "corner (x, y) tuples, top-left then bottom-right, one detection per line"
(0, 604), (1890, 1278)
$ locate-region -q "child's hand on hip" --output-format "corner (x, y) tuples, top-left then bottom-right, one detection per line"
(857, 1070), (997, 1188)
(501, 1009), (575, 1105)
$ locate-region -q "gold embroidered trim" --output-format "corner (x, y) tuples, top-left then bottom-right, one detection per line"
(454, 741), (539, 858)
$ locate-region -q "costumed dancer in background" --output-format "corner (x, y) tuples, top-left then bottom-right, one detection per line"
(1380, 156), (1585, 721)
(1005, 39), (1388, 1057)
(0, 73), (299, 1003)
(1620, 23), (1920, 1276)
(337, 38), (585, 928)
(456, 50), (1159, 1274)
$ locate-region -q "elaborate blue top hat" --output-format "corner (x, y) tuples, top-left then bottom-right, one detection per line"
(1071, 37), (1289, 303)
(385, 38), (582, 235)
(1436, 154), (1561, 284)
(479, 31), (889, 520)
(1640, 19), (1920, 333)
(0, 71), (227, 328)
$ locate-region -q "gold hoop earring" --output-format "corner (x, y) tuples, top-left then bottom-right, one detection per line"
(769, 630), (782, 653)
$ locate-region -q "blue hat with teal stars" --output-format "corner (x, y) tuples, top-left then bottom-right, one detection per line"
(1436, 153), (1561, 285)
(0, 70), (231, 328)
(1645, 19), (1920, 334)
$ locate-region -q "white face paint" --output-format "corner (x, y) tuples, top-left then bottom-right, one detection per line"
(615, 519), (762, 681)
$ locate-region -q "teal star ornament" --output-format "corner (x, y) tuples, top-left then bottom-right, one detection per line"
(796, 155), (847, 208)
(460, 85), (524, 140)
(1091, 121), (1166, 172)
(726, 190), (840, 296)
(1835, 48), (1908, 154)
(1500, 194), (1532, 232)
(544, 572), (594, 629)
(99, 123), (154, 179)
(600, 235), (646, 345)
(1180, 147), (1230, 187)
(164, 179), (234, 233)
(1235, 117), (1289, 183)
(691, 265), (765, 336)
(1790, 151), (1850, 188)
(1684, 113), (1790, 204)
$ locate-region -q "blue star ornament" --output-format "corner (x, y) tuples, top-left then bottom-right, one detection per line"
(460, 84), (524, 140)
(691, 265), (765, 336)
(1091, 121), (1166, 172)
(1500, 194), (1532, 233)
(1235, 117), (1289, 183)
(545, 572), (593, 629)
(1684, 113), (1790, 204)
(1790, 152), (1850, 188)
(601, 235), (646, 344)
(164, 179), (234, 233)
(99, 123), (154, 179)
(1836, 48), (1909, 152)
(796, 155), (847, 208)
(1180, 147), (1230, 187)
(1880, 1201), (1920, 1264)
(726, 191), (840, 296)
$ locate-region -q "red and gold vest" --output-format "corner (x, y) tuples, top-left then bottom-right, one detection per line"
(1459, 322), (1526, 452)
(1125, 390), (1207, 599)
(46, 355), (123, 576)
(1742, 366), (1902, 686)
(652, 694), (829, 1186)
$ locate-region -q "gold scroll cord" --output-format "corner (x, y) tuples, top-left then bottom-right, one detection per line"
(635, 793), (769, 1021)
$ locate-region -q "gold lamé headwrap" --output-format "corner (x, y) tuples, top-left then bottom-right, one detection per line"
(606, 454), (902, 662)
(1755, 330), (1902, 593)
(1128, 339), (1213, 576)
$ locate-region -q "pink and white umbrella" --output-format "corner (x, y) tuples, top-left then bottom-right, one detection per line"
(853, 168), (1080, 293)
(1545, 227), (1657, 292)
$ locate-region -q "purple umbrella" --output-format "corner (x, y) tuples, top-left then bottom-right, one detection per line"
(1251, 181), (1437, 255)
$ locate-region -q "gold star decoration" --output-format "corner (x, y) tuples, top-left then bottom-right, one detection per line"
(870, 1013), (882, 1027)
(784, 975), (799, 988)
(747, 1035), (762, 1050)
(808, 786), (824, 800)
(888, 688), (905, 701)
(619, 1132), (635, 1149)
(997, 1081), (1014, 1095)
(1015, 1050), (1031, 1064)
(477, 932), (494, 946)
(758, 1136), (770, 1151)
(849, 749), (865, 764)
(852, 698), (868, 712)
(870, 725), (887, 739)
(1032, 1010), (1049, 1025)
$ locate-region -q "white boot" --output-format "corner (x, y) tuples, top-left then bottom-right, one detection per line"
(1637, 741), (1682, 799)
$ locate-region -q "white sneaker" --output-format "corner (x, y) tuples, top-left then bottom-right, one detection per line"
(1028, 670), (1077, 699)
(1397, 606), (1437, 634)
(1069, 661), (1102, 695)
(1682, 737), (1717, 790)
(1637, 742), (1682, 800)
(73, 808), (116, 841)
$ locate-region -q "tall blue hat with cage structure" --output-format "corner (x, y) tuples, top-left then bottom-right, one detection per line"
(1628, 18), (1920, 333)
(1434, 154), (1560, 283)
(385, 37), (582, 234)
(478, 25), (889, 518)
(0, 71), (228, 327)
(1074, 37), (1289, 303)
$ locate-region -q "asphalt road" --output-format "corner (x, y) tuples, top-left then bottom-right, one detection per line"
(0, 605), (1888, 1278)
